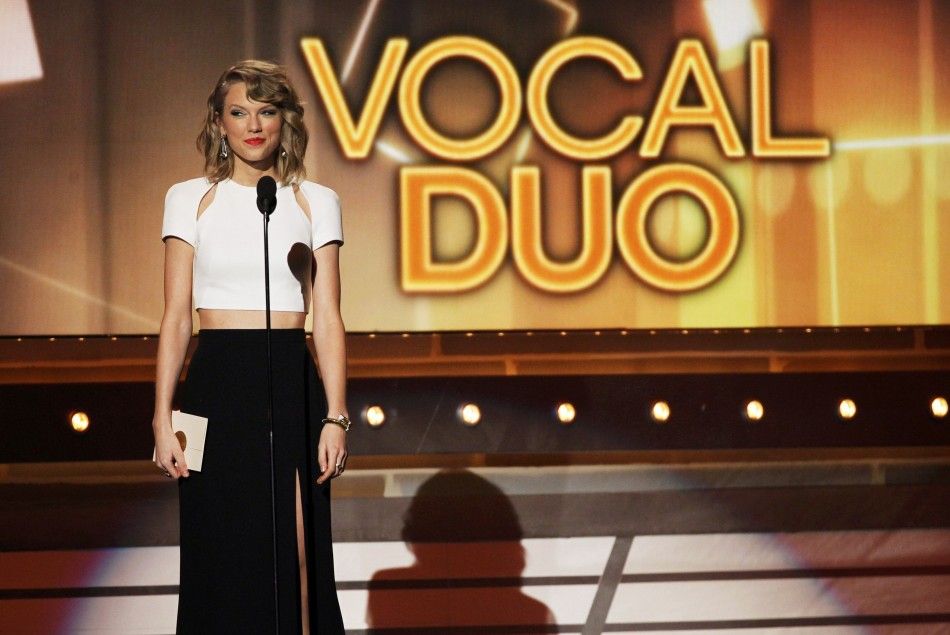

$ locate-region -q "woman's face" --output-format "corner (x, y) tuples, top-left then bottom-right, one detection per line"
(217, 82), (283, 170)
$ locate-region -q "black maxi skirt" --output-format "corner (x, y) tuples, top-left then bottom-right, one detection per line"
(176, 328), (344, 634)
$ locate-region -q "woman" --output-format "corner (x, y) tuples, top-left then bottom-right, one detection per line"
(151, 60), (347, 634)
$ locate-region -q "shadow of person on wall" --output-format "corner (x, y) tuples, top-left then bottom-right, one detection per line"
(366, 469), (556, 633)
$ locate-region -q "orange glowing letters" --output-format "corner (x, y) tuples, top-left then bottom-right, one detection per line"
(401, 164), (740, 293)
(300, 35), (827, 293)
(300, 36), (829, 160)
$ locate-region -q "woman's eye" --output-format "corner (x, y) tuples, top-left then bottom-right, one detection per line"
(230, 111), (243, 117)
(263, 110), (278, 116)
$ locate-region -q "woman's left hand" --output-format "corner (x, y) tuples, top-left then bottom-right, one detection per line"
(316, 422), (348, 484)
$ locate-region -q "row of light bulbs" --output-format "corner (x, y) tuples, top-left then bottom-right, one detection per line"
(16, 325), (912, 344)
(65, 396), (949, 433)
(360, 396), (950, 428)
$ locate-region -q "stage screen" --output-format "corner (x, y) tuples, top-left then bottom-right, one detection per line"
(0, 0), (947, 334)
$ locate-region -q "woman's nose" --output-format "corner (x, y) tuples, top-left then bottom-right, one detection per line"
(248, 114), (262, 132)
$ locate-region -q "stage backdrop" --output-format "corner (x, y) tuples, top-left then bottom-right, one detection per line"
(0, 0), (948, 334)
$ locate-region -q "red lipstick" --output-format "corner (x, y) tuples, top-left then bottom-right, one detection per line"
(245, 137), (265, 146)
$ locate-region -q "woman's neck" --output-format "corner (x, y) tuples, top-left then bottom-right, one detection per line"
(230, 160), (278, 187)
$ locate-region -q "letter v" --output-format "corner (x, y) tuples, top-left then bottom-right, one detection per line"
(300, 38), (409, 159)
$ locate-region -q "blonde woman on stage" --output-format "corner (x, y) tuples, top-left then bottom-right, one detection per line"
(152, 59), (348, 634)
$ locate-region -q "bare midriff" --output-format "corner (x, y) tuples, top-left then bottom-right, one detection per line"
(198, 309), (307, 329)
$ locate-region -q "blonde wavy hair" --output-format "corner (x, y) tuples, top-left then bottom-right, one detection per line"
(197, 60), (308, 184)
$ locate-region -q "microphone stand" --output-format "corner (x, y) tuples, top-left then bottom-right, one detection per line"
(258, 183), (280, 634)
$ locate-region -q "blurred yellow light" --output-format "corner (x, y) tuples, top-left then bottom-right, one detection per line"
(862, 148), (913, 206)
(365, 405), (386, 427)
(556, 402), (576, 424)
(646, 196), (708, 263)
(459, 403), (481, 426)
(756, 165), (796, 217)
(744, 400), (764, 421)
(931, 397), (948, 419)
(651, 401), (670, 423)
(838, 399), (857, 420)
(69, 411), (90, 433)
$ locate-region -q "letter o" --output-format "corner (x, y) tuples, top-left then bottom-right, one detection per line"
(616, 164), (740, 292)
(399, 36), (521, 161)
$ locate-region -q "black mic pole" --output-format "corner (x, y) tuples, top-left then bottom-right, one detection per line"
(256, 175), (279, 634)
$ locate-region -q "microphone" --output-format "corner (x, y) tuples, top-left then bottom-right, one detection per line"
(255, 172), (280, 630)
(256, 176), (277, 216)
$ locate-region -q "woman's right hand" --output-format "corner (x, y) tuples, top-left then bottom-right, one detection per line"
(153, 414), (189, 479)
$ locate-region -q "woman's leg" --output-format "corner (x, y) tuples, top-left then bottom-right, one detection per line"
(296, 468), (310, 635)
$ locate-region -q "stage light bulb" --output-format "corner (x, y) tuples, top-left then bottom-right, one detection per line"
(838, 398), (857, 420)
(365, 405), (386, 427)
(651, 401), (670, 423)
(69, 410), (90, 433)
(744, 400), (764, 421)
(931, 397), (948, 419)
(556, 402), (576, 424)
(459, 403), (481, 426)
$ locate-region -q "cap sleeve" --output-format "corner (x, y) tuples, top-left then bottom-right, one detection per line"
(161, 179), (209, 247)
(301, 181), (344, 250)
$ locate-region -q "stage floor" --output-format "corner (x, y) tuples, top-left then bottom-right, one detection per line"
(2, 459), (949, 633)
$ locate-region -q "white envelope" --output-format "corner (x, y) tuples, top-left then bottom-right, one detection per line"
(152, 410), (208, 472)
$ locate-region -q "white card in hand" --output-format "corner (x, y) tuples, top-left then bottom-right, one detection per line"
(152, 410), (208, 472)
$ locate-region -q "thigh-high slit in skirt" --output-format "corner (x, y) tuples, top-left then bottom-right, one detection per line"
(176, 328), (344, 634)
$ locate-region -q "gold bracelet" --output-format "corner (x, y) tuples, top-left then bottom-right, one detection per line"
(322, 414), (351, 432)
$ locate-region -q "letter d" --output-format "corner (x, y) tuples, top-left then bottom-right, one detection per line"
(401, 167), (508, 292)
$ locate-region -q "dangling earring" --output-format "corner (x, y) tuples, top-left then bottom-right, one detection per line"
(219, 136), (229, 160)
(280, 148), (288, 158)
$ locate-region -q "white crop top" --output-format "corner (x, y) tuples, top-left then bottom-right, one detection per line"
(161, 177), (343, 312)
